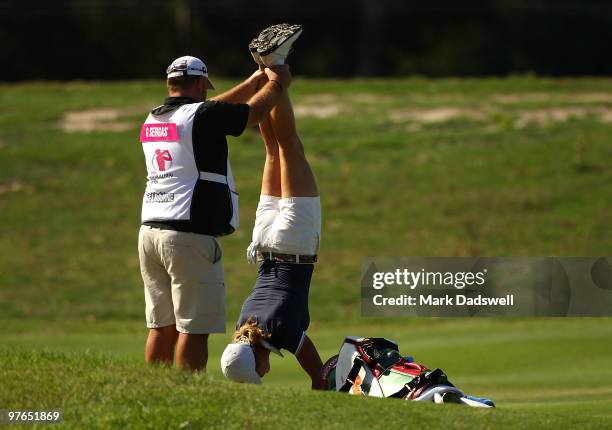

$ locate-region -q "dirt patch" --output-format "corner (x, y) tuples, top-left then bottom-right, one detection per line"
(492, 93), (612, 104)
(60, 108), (140, 132)
(389, 107), (484, 123)
(299, 94), (339, 105)
(295, 91), (612, 123)
(514, 107), (591, 127)
(389, 105), (612, 128)
(294, 104), (342, 118)
(59, 93), (612, 129)
(293, 93), (394, 118)
(350, 93), (395, 104)
(599, 110), (612, 122)
(294, 94), (344, 118)
(0, 179), (33, 196)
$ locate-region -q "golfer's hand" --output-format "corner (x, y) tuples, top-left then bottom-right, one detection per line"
(265, 65), (291, 90)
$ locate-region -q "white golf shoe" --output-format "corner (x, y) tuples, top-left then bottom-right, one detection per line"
(249, 23), (303, 67)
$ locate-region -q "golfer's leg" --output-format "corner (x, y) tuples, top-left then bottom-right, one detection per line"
(176, 333), (209, 371)
(269, 90), (318, 198)
(246, 113), (283, 262)
(145, 325), (179, 366)
(296, 335), (324, 390)
(259, 114), (281, 197)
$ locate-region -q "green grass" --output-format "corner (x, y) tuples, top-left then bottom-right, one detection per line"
(4, 351), (610, 430)
(1, 77), (612, 428)
(2, 319), (612, 429)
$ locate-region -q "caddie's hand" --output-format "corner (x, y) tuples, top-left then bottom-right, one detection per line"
(248, 69), (267, 89)
(265, 65), (292, 90)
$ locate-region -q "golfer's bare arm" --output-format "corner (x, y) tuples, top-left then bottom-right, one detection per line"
(296, 335), (325, 390)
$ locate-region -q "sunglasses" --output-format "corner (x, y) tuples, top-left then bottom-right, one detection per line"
(166, 61), (207, 75)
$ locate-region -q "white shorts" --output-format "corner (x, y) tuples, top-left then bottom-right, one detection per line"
(250, 195), (321, 257)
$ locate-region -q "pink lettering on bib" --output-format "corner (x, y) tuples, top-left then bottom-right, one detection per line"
(140, 123), (179, 142)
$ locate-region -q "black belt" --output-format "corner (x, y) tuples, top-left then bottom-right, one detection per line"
(257, 251), (318, 264)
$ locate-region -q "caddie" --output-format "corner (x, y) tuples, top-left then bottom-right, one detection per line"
(138, 55), (291, 371)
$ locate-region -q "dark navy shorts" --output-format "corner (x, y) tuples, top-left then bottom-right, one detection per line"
(237, 261), (313, 354)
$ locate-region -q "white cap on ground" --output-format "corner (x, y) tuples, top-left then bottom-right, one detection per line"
(220, 343), (262, 385)
(166, 55), (214, 89)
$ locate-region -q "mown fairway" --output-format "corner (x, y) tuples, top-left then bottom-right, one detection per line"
(1, 78), (611, 428)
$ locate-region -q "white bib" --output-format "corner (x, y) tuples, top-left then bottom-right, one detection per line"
(140, 102), (239, 233)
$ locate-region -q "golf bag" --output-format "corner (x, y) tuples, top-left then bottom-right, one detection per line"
(320, 337), (495, 408)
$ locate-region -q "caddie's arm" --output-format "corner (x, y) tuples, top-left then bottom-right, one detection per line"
(211, 70), (265, 104)
(245, 65), (292, 128)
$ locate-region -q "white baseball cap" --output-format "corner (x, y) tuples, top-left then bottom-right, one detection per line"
(166, 55), (214, 89)
(220, 343), (262, 385)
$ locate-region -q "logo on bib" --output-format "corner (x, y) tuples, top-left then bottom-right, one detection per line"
(152, 149), (173, 171)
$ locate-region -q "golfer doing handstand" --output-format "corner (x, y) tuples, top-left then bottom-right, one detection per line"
(220, 24), (324, 389)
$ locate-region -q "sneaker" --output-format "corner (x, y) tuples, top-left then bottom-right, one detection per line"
(440, 392), (464, 404)
(249, 23), (303, 67)
(460, 395), (496, 408)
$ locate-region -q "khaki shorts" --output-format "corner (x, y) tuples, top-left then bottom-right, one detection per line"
(138, 225), (225, 334)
